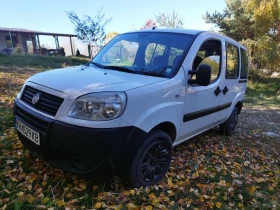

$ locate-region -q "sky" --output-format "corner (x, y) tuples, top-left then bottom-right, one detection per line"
(0, 0), (226, 55)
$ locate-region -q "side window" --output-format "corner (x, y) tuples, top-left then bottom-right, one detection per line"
(145, 43), (166, 66)
(226, 43), (239, 79)
(240, 49), (248, 79)
(192, 40), (221, 83)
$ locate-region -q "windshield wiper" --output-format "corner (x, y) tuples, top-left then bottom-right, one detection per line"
(88, 61), (104, 69)
(103, 65), (137, 74)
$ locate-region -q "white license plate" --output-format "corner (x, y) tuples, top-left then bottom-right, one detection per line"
(16, 119), (40, 145)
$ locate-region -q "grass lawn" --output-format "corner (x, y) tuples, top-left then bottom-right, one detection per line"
(0, 55), (279, 209)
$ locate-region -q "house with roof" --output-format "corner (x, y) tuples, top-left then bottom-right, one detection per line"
(0, 27), (77, 56)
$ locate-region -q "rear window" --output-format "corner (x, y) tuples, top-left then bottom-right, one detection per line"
(240, 49), (248, 79)
(226, 43), (239, 79)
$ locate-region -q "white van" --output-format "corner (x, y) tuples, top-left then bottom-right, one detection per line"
(13, 28), (248, 187)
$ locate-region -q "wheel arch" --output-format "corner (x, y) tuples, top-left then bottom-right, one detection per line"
(150, 121), (177, 143)
(235, 100), (243, 114)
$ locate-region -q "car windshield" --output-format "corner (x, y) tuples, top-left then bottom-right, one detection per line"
(91, 32), (195, 78)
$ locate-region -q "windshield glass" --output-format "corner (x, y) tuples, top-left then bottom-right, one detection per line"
(91, 32), (195, 78)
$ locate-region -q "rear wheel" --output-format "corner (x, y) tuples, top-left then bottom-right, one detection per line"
(127, 130), (172, 188)
(219, 107), (239, 136)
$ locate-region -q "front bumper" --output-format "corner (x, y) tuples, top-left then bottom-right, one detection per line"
(13, 100), (147, 174)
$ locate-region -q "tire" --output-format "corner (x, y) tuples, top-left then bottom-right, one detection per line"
(219, 107), (239, 136)
(127, 129), (172, 188)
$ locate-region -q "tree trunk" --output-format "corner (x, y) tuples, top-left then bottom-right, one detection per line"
(88, 44), (91, 58)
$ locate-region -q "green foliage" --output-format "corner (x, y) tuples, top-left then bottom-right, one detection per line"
(155, 9), (184, 28)
(0, 54), (89, 70)
(204, 0), (280, 72)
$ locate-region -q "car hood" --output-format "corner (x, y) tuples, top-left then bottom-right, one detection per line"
(26, 66), (167, 99)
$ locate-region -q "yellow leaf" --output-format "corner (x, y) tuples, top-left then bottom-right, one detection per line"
(145, 188), (150, 194)
(16, 192), (24, 197)
(3, 189), (10, 194)
(244, 161), (250, 166)
(218, 180), (226, 187)
(11, 177), (19, 182)
(215, 202), (222, 208)
(127, 203), (138, 210)
(27, 185), (32, 192)
(28, 196), (35, 204)
(152, 198), (159, 207)
(256, 177), (265, 183)
(92, 185), (99, 191)
(167, 190), (175, 196)
(55, 200), (65, 207)
(79, 183), (86, 190)
(95, 202), (102, 209)
(146, 205), (153, 210)
(168, 201), (175, 207)
(66, 193), (73, 198)
(192, 171), (199, 179)
(42, 198), (49, 204)
(130, 189), (135, 195)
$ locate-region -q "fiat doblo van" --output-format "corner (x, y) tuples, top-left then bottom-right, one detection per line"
(13, 28), (248, 187)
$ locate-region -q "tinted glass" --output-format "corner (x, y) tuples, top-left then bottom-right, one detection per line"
(192, 40), (221, 83)
(240, 49), (248, 79)
(92, 32), (194, 78)
(226, 43), (239, 79)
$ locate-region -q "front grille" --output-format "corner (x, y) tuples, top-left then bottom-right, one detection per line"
(21, 86), (64, 116)
(15, 105), (50, 134)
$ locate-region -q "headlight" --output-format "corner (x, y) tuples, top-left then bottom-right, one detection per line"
(68, 92), (127, 121)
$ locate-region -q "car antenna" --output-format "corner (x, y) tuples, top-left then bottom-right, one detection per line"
(152, 26), (157, 30)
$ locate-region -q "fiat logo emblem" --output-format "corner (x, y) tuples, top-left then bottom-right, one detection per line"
(32, 93), (40, 105)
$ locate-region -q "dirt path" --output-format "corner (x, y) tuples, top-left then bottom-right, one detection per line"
(238, 104), (280, 154)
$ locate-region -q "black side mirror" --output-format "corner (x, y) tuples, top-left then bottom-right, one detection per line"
(188, 64), (211, 86)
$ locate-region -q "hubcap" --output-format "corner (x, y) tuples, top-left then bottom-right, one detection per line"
(140, 142), (169, 182)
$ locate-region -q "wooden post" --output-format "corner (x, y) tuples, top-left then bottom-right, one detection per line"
(9, 31), (14, 51)
(70, 36), (74, 56)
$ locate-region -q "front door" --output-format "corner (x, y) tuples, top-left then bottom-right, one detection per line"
(176, 37), (223, 144)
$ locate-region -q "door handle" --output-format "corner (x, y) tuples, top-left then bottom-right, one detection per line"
(215, 86), (221, 96)
(223, 86), (229, 95)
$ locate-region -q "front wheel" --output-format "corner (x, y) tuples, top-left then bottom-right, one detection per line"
(127, 130), (172, 188)
(219, 107), (239, 136)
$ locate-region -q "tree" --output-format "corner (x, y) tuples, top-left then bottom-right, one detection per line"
(203, 0), (280, 72)
(203, 0), (255, 41)
(155, 9), (185, 28)
(141, 19), (157, 29)
(65, 9), (112, 58)
(247, 0), (280, 40)
(104, 31), (119, 45)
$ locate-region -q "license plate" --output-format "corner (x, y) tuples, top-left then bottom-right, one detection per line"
(16, 119), (40, 145)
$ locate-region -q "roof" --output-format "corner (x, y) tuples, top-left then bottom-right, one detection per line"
(131, 28), (205, 35)
(0, 27), (77, 37)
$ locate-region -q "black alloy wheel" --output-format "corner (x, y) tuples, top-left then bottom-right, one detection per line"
(128, 129), (172, 187)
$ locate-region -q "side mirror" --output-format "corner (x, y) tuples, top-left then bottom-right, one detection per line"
(188, 64), (211, 86)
